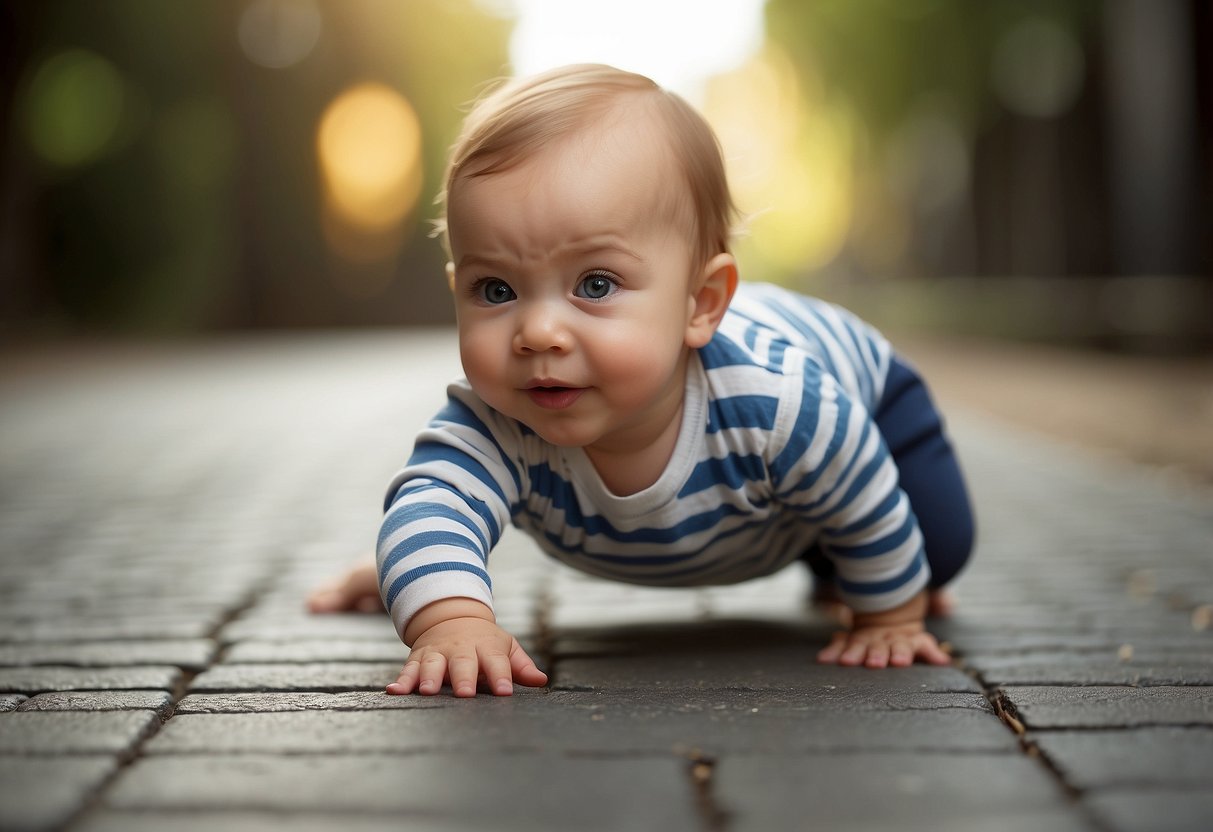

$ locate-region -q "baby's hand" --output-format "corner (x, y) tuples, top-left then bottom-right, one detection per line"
(815, 590), (950, 668)
(815, 621), (950, 668)
(388, 603), (547, 697)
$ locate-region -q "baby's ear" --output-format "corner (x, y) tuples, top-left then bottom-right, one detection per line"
(686, 253), (738, 348)
(445, 262), (456, 294)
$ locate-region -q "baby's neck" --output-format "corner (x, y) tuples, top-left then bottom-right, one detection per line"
(583, 400), (685, 497)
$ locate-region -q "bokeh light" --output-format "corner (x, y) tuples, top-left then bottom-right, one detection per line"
(3, 0), (1207, 346)
(238, 0), (323, 70)
(317, 82), (424, 270)
(706, 53), (854, 278)
(24, 49), (126, 168)
(991, 17), (1086, 119)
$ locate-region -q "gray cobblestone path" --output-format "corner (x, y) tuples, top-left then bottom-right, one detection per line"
(1, 333), (1210, 831)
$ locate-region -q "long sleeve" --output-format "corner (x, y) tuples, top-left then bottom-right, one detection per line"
(378, 385), (521, 639)
(769, 356), (930, 612)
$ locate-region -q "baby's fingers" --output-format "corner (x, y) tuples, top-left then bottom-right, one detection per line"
(888, 641), (916, 667)
(913, 634), (952, 666)
(864, 642), (891, 668)
(478, 646), (516, 696)
(414, 652), (449, 695)
(386, 659), (421, 695)
(816, 631), (851, 664)
(509, 639), (548, 688)
(448, 652), (481, 698)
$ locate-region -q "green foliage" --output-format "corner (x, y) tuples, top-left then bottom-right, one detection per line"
(9, 0), (512, 331)
(764, 0), (1101, 145)
(23, 49), (126, 168)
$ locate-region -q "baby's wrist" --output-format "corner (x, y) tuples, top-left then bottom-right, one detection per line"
(850, 590), (928, 630)
(402, 597), (495, 646)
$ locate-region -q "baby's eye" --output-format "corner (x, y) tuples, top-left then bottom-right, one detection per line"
(575, 271), (618, 301)
(478, 278), (516, 304)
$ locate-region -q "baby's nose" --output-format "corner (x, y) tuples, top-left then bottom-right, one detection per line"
(514, 301), (573, 353)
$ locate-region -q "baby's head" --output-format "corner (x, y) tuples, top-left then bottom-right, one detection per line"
(437, 65), (741, 465)
(436, 63), (737, 271)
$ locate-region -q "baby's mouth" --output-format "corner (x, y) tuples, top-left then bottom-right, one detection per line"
(524, 383), (584, 410)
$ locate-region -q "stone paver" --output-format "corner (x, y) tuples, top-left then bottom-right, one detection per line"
(187, 662), (401, 692)
(224, 639), (404, 664)
(219, 615), (398, 646)
(1, 616), (222, 643)
(76, 811), (476, 832)
(0, 667), (182, 695)
(17, 690), (174, 716)
(145, 693), (1014, 756)
(712, 752), (1086, 832)
(1085, 791), (1213, 832)
(0, 694), (27, 711)
(105, 753), (700, 831)
(174, 691), (450, 713)
(2, 334), (1211, 830)
(0, 756), (118, 832)
(999, 685), (1213, 728)
(1031, 728), (1213, 790)
(968, 654), (1213, 686)
(0, 710), (160, 755)
(553, 640), (981, 694)
(0, 640), (217, 670)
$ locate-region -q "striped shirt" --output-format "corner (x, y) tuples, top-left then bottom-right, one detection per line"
(378, 282), (929, 637)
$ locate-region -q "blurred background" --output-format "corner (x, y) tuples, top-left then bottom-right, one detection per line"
(0, 0), (1210, 354)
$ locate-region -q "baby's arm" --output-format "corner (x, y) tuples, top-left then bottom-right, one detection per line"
(388, 597), (547, 697)
(815, 590), (949, 668)
(772, 363), (943, 668)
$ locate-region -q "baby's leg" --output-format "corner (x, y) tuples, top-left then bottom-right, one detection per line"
(307, 556), (384, 613)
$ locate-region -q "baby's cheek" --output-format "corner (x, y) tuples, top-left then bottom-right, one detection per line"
(461, 349), (509, 405)
(601, 362), (681, 413)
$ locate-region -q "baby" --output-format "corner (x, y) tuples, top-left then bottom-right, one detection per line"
(311, 64), (974, 697)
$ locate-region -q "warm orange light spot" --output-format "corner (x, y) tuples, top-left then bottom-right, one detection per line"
(317, 83), (423, 264)
(705, 52), (854, 280)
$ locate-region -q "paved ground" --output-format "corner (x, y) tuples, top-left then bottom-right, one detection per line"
(0, 331), (1210, 832)
(894, 334), (1213, 486)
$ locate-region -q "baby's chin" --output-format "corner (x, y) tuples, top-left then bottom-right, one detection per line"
(521, 423), (593, 448)
(475, 392), (601, 447)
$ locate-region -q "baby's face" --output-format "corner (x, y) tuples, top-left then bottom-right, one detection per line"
(445, 118), (701, 456)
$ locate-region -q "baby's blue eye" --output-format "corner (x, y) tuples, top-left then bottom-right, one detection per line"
(576, 272), (616, 300)
(480, 279), (516, 304)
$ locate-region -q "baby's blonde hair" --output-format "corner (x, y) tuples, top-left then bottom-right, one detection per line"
(435, 64), (737, 268)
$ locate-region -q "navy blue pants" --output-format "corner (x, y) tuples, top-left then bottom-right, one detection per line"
(805, 355), (974, 590)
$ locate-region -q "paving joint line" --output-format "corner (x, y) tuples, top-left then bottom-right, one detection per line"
(52, 707), (162, 832)
(685, 749), (730, 832)
(963, 664), (1119, 832)
(61, 572), (278, 830)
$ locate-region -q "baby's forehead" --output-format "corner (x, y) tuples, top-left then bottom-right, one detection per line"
(456, 106), (691, 216)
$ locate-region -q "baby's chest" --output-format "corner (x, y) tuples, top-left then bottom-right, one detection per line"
(518, 480), (785, 553)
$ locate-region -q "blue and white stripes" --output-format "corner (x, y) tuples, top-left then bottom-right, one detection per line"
(378, 282), (929, 637)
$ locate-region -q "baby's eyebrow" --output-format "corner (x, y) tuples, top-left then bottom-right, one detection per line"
(556, 235), (643, 262)
(456, 254), (505, 271)
(456, 238), (644, 271)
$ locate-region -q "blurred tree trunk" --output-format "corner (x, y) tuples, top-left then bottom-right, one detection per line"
(1102, 0), (1203, 276)
(0, 5), (45, 332)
